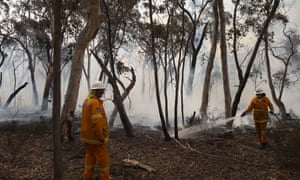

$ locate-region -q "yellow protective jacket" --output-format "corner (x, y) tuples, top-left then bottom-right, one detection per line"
(245, 96), (274, 123)
(80, 93), (109, 144)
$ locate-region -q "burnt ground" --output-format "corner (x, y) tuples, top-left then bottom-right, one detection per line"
(0, 120), (300, 180)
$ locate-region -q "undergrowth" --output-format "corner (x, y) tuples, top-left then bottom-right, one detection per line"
(0, 120), (51, 134)
(273, 126), (300, 171)
(0, 120), (51, 162)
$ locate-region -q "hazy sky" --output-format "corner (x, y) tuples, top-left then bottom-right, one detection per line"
(1, 0), (300, 126)
(287, 0), (300, 28)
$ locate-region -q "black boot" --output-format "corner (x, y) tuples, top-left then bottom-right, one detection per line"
(260, 142), (266, 150)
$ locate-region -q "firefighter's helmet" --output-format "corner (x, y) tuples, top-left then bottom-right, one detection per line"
(91, 81), (105, 90)
(255, 88), (264, 95)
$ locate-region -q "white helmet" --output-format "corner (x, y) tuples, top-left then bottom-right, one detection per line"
(91, 81), (106, 90)
(255, 88), (264, 95)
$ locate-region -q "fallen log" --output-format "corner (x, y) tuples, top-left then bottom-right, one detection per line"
(122, 159), (156, 173)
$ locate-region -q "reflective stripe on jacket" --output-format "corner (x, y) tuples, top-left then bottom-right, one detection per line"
(245, 96), (274, 122)
(80, 93), (109, 144)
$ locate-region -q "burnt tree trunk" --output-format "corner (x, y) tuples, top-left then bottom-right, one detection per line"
(4, 82), (28, 108)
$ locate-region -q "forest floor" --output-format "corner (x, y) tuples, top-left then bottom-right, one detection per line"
(0, 119), (300, 180)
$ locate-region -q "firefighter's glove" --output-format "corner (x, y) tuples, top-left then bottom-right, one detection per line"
(241, 112), (246, 117)
(104, 137), (109, 144)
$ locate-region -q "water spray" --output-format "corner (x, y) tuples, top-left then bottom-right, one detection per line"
(178, 115), (237, 139)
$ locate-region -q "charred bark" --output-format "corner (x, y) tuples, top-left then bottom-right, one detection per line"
(4, 82), (28, 108)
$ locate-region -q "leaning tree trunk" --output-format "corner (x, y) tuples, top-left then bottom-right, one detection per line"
(91, 51), (135, 137)
(41, 68), (53, 111)
(16, 39), (39, 106)
(230, 0), (280, 120)
(97, 0), (135, 137)
(4, 82), (28, 108)
(28, 59), (39, 106)
(108, 68), (136, 127)
(61, 0), (102, 142)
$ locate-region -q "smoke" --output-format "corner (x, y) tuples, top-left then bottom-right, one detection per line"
(1, 1), (300, 128)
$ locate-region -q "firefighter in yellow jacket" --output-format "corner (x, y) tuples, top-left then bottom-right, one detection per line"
(80, 81), (110, 180)
(241, 88), (274, 149)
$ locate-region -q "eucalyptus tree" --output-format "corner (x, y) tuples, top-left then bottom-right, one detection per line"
(41, 0), (90, 112)
(0, 3), (30, 108)
(101, 0), (138, 132)
(199, 0), (218, 118)
(89, 0), (141, 137)
(0, 0), (71, 110)
(166, 1), (189, 136)
(62, 0), (141, 140)
(0, 0), (52, 107)
(151, 0), (190, 138)
(136, 0), (193, 139)
(146, 0), (171, 140)
(51, 0), (63, 178)
(198, 0), (232, 121)
(0, 0), (88, 112)
(266, 22), (300, 121)
(179, 0), (210, 95)
(218, 0), (232, 119)
(60, 0), (102, 142)
(228, 0), (280, 126)
(166, 0), (202, 138)
(0, 0), (9, 89)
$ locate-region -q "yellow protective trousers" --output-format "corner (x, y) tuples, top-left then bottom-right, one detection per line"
(254, 121), (268, 144)
(83, 143), (110, 180)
